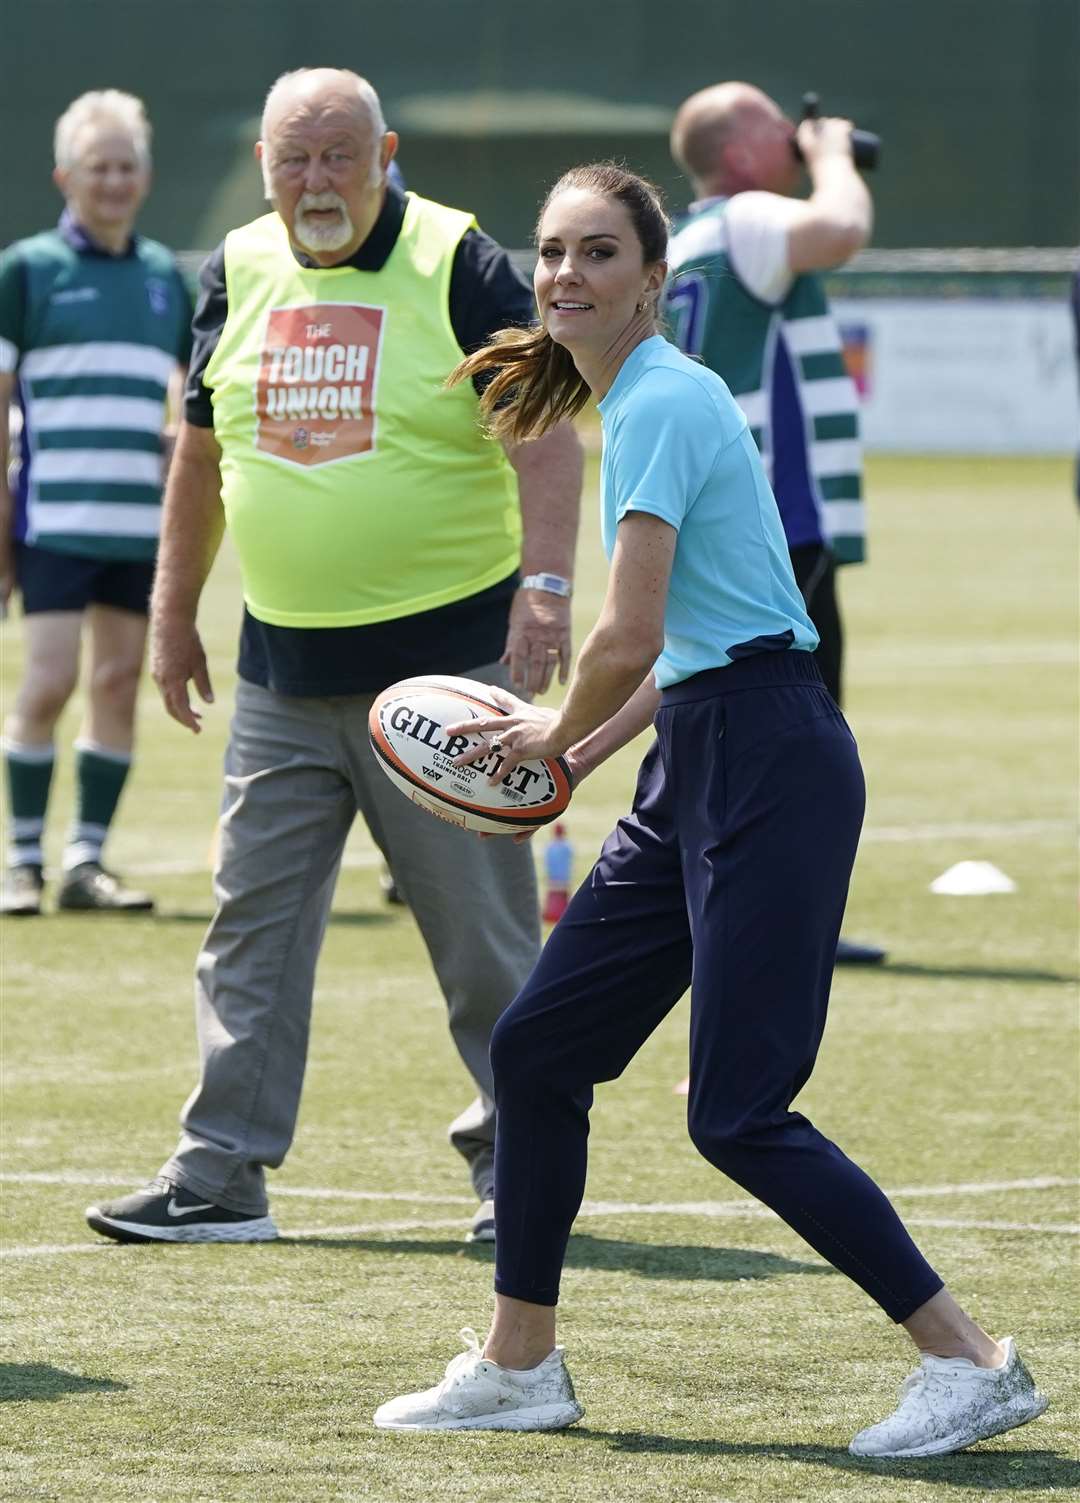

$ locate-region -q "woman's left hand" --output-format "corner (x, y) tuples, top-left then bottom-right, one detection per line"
(445, 686), (566, 781)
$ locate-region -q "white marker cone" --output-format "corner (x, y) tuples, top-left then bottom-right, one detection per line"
(930, 860), (1017, 895)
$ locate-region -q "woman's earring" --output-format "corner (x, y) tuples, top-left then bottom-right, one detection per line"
(637, 298), (648, 313)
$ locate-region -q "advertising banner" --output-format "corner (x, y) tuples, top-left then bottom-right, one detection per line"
(834, 299), (1078, 453)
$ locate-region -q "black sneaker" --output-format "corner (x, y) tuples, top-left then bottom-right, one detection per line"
(1, 864), (44, 916)
(58, 861), (154, 913)
(85, 1177), (278, 1243)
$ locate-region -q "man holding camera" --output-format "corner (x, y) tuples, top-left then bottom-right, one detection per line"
(666, 81), (882, 966)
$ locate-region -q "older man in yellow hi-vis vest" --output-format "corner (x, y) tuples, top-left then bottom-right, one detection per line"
(84, 69), (583, 1248)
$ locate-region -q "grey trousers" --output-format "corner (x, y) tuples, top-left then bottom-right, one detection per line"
(162, 665), (540, 1215)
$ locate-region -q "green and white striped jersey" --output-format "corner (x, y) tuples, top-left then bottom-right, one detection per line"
(666, 196), (865, 565)
(0, 215), (192, 560)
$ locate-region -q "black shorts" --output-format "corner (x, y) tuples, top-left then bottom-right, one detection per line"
(14, 544), (155, 617)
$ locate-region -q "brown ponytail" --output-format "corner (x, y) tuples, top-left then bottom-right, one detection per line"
(449, 323), (592, 444)
(449, 162), (670, 444)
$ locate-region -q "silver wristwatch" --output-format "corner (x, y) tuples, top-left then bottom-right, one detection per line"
(520, 572), (573, 597)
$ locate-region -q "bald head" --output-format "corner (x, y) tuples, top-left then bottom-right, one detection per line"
(261, 68), (386, 142)
(671, 82), (798, 198)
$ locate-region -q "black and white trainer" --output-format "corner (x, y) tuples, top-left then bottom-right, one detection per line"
(58, 861), (154, 913)
(85, 1177), (278, 1244)
(467, 1198), (495, 1244)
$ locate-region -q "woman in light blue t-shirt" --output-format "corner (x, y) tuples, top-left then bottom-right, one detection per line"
(376, 165), (1045, 1456)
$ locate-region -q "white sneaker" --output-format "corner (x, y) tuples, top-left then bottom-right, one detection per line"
(850, 1338), (1048, 1458)
(373, 1328), (584, 1431)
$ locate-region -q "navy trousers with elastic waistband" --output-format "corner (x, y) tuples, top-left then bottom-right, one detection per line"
(491, 651), (943, 1322)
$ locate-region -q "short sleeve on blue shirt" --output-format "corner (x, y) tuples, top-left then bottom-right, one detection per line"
(606, 367), (738, 533)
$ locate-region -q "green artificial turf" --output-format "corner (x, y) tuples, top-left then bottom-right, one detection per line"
(1, 454), (1077, 1501)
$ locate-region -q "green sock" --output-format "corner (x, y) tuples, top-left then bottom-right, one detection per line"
(64, 740), (132, 872)
(3, 739), (55, 870)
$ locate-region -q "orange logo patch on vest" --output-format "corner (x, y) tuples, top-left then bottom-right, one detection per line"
(256, 303), (385, 467)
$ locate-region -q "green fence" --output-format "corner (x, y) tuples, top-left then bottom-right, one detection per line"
(2, 0), (1078, 253)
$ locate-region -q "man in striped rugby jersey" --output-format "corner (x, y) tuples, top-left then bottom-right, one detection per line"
(665, 81), (884, 966)
(0, 90), (192, 915)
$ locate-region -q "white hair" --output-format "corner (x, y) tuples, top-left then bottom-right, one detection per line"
(260, 69), (386, 141)
(54, 90), (152, 170)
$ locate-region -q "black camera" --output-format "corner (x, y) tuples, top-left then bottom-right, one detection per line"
(791, 92), (881, 171)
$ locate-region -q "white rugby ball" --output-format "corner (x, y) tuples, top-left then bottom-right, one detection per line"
(368, 674), (573, 835)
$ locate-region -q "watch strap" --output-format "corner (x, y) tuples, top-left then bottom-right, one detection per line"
(520, 572), (572, 597)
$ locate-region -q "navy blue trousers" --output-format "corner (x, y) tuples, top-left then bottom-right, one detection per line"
(491, 651), (943, 1323)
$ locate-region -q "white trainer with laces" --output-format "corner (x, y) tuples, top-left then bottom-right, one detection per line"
(850, 1338), (1048, 1458)
(373, 1328), (584, 1431)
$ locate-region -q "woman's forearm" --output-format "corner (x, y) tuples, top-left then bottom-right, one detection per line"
(546, 513), (671, 752)
(567, 675), (661, 780)
(549, 618), (661, 750)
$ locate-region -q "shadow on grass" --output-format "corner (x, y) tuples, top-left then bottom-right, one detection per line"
(150, 909), (397, 928)
(568, 1432), (1076, 1490)
(281, 1232), (833, 1284)
(0, 1364), (126, 1403)
(564, 1234), (833, 1282)
(875, 961), (1076, 986)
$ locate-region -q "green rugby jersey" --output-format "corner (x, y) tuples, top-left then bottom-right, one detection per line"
(0, 213), (193, 560)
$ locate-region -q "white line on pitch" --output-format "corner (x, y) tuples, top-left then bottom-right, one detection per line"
(886, 1176), (1078, 1198)
(580, 1177), (1080, 1215)
(287, 1217), (472, 1239)
(902, 1217), (1078, 1234)
(1, 1242), (111, 1259)
(2, 1171), (1074, 1201)
(128, 849), (384, 878)
(860, 818), (1074, 845)
(274, 1186), (474, 1205)
(1, 1171), (141, 1185)
(98, 815), (1078, 879)
(0, 1171), (474, 1203)
(4, 1206), (1077, 1260)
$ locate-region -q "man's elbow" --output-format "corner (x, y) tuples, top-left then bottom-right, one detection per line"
(809, 221), (870, 271)
(519, 419), (582, 460)
(832, 218), (871, 262)
(540, 422), (585, 476)
(790, 212), (872, 274)
(173, 419), (222, 470)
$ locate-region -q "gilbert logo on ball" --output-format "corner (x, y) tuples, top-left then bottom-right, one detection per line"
(368, 675), (573, 835)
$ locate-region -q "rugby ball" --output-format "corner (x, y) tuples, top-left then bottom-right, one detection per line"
(368, 675), (573, 835)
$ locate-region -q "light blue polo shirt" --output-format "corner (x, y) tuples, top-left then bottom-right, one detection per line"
(597, 335), (818, 689)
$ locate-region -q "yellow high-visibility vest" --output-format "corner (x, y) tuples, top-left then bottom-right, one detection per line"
(204, 194), (521, 627)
